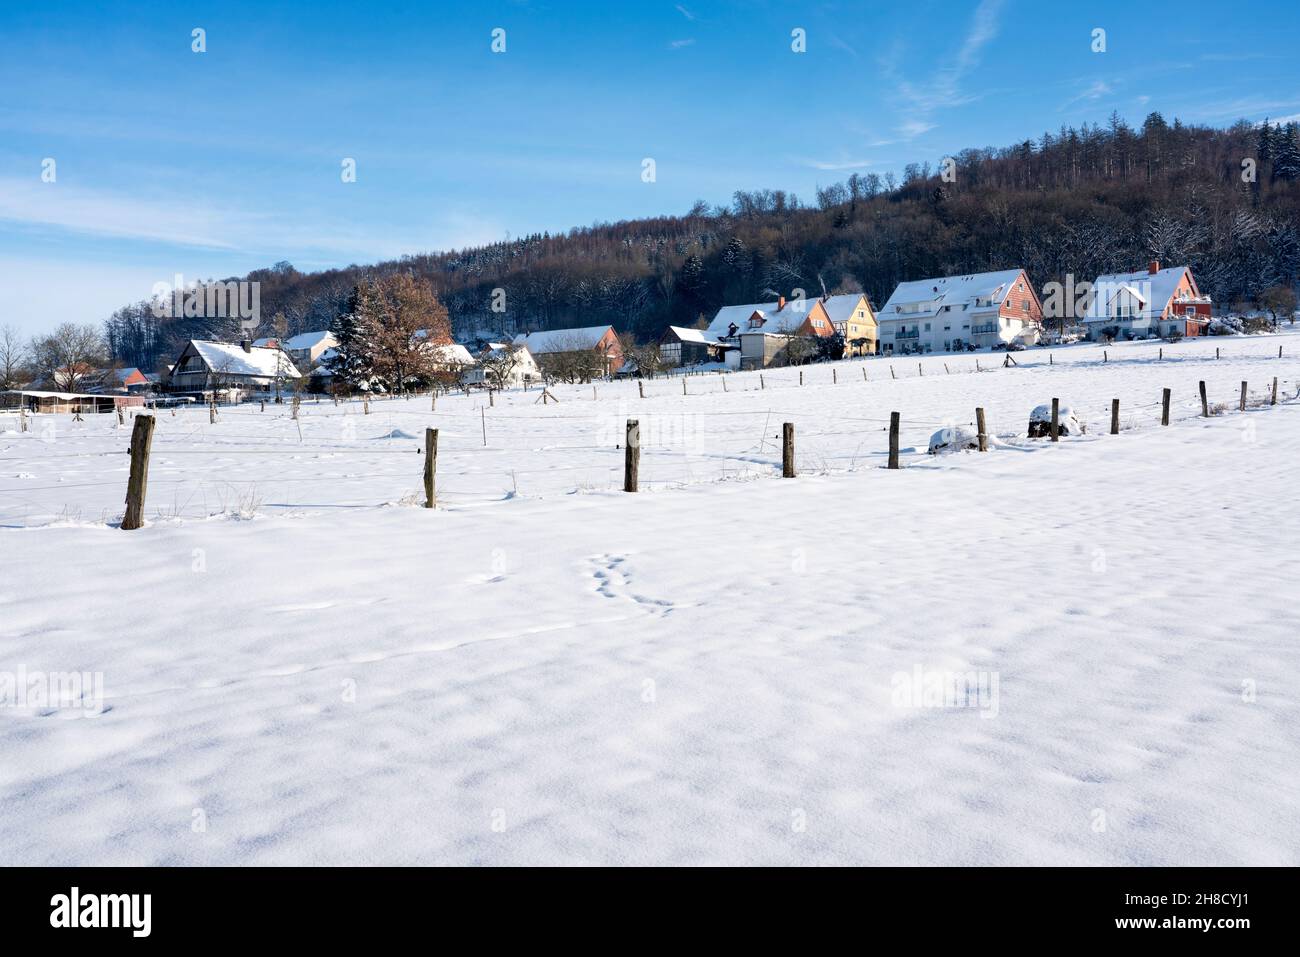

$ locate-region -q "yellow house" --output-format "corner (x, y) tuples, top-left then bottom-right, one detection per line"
(811, 293), (878, 357)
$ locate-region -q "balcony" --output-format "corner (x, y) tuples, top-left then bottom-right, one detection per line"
(970, 323), (999, 335)
(894, 328), (919, 340)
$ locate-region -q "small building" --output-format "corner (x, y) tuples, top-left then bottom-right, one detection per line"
(878, 269), (1044, 354)
(658, 326), (737, 367)
(703, 295), (837, 370)
(463, 343), (542, 390)
(817, 293), (879, 357)
(168, 340), (301, 395)
(254, 330), (339, 371)
(1082, 262), (1211, 340)
(513, 325), (624, 380)
(0, 390), (145, 414)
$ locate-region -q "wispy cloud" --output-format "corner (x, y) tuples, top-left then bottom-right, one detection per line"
(1059, 80), (1115, 111)
(0, 177), (501, 261)
(1199, 52), (1278, 62)
(802, 157), (876, 171)
(880, 0), (1005, 139)
(669, 38), (696, 49)
(675, 4), (697, 21)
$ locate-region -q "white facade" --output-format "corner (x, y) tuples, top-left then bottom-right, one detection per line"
(878, 270), (1040, 354)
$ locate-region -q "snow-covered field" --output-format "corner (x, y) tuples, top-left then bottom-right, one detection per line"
(3, 332), (1299, 864)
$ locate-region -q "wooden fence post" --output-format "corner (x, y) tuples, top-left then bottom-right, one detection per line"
(1200, 380), (1209, 417)
(292, 395), (300, 419)
(1272, 376), (1279, 406)
(363, 395), (370, 415)
(1240, 381), (1248, 412)
(1159, 347), (1162, 361)
(121, 414), (156, 530)
(489, 390), (495, 407)
(890, 365), (896, 380)
(624, 419), (640, 492)
(1110, 399), (1120, 435)
(760, 374), (765, 390)
(722, 378), (728, 392)
(833, 368), (837, 384)
(682, 378), (687, 396)
(1049, 353), (1053, 366)
(1215, 347), (1220, 360)
(1050, 397), (1060, 442)
(431, 390), (436, 411)
(888, 412), (900, 469)
(799, 370), (804, 386)
(782, 423), (796, 478)
(116, 406), (124, 426)
(638, 380), (645, 399)
(209, 401), (216, 425)
(481, 407), (487, 446)
(1104, 350), (1108, 363)
(19, 405), (27, 433)
(1162, 388), (1171, 426)
(424, 428), (438, 508)
(976, 407), (988, 452)
(918, 362), (923, 377)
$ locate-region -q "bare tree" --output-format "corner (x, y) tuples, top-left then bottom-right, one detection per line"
(0, 324), (29, 389)
(479, 345), (523, 390)
(29, 323), (107, 392)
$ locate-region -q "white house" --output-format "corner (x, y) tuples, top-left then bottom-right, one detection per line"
(463, 343), (542, 390)
(878, 269), (1044, 354)
(254, 330), (338, 370)
(1081, 262), (1212, 340)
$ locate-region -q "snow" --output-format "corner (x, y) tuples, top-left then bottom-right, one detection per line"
(254, 331), (335, 352)
(928, 424), (979, 454)
(665, 325), (713, 344)
(190, 341), (301, 379)
(513, 326), (612, 354)
(1030, 403), (1085, 435)
(705, 301), (806, 338)
(3, 331), (1300, 864)
(1084, 266), (1204, 323)
(880, 269), (1027, 323)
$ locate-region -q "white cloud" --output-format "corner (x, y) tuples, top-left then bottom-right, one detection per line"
(674, 4), (697, 20)
(1060, 80), (1115, 111)
(669, 38), (696, 49)
(882, 0), (1005, 139)
(802, 157), (876, 171)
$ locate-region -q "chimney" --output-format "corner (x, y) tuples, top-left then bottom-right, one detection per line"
(777, 295), (787, 311)
(241, 340), (251, 353)
(1148, 260), (1160, 275)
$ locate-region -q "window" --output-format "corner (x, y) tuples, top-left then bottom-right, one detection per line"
(924, 323), (931, 331)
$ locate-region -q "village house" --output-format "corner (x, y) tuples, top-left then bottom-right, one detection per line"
(817, 293), (879, 357)
(168, 339), (301, 396)
(1082, 262), (1212, 340)
(513, 325), (624, 380)
(657, 326), (738, 368)
(253, 330), (338, 371)
(29, 364), (150, 394)
(878, 269), (1044, 354)
(703, 294), (837, 370)
(463, 343), (542, 390)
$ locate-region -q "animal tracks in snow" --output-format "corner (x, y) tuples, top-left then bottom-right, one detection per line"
(587, 554), (678, 616)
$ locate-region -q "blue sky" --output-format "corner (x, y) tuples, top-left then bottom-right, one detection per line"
(2, 0), (1298, 335)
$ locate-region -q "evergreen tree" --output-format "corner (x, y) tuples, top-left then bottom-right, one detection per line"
(1273, 123), (1300, 182)
(327, 280), (383, 390)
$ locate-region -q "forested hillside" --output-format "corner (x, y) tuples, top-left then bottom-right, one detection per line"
(105, 112), (1300, 371)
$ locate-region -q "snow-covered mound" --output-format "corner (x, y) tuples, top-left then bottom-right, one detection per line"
(1029, 403), (1084, 437)
(928, 424), (979, 454)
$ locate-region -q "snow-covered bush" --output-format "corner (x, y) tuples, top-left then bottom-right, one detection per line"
(1208, 315), (1243, 336)
(1028, 404), (1084, 438)
(928, 425), (980, 455)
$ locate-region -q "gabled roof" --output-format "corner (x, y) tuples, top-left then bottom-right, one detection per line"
(428, 343), (476, 366)
(255, 330), (336, 352)
(187, 340), (301, 378)
(816, 293), (871, 324)
(1083, 266), (1203, 321)
(705, 300), (812, 339)
(512, 326), (614, 353)
(880, 269), (1028, 323)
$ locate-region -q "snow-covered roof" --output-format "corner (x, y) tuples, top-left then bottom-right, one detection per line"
(817, 293), (870, 324)
(255, 330), (336, 352)
(189, 341), (301, 378)
(880, 269), (1028, 323)
(705, 300), (811, 339)
(1083, 266), (1205, 322)
(666, 325), (713, 344)
(513, 326), (613, 353)
(429, 343), (476, 366)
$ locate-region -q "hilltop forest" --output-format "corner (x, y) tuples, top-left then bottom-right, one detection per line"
(104, 112), (1300, 372)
